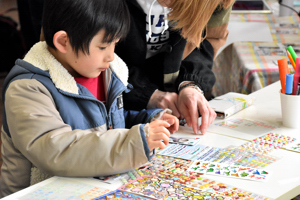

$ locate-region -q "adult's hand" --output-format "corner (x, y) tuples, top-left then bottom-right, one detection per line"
(177, 86), (216, 134)
(147, 90), (180, 118)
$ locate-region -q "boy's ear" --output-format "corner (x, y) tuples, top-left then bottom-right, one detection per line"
(53, 31), (69, 53)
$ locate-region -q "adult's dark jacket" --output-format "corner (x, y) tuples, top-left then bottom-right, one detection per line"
(115, 0), (234, 110)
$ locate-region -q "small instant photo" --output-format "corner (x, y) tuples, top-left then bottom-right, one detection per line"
(169, 136), (200, 146)
(232, 0), (273, 14)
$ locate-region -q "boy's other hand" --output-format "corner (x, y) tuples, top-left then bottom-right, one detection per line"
(160, 113), (179, 134)
(146, 120), (172, 151)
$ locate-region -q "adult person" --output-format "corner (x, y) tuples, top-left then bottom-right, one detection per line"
(115, 0), (235, 134)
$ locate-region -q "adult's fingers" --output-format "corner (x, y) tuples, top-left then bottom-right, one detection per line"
(156, 92), (180, 118)
(187, 101), (199, 134)
(198, 102), (209, 134)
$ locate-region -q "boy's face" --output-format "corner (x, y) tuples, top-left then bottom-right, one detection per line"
(65, 30), (118, 78)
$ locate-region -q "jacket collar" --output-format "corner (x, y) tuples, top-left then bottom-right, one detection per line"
(23, 41), (128, 95)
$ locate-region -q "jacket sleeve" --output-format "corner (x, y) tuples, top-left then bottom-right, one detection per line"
(175, 39), (216, 93)
(4, 79), (151, 177)
(124, 108), (163, 129)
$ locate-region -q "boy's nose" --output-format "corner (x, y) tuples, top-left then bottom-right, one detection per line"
(105, 49), (115, 63)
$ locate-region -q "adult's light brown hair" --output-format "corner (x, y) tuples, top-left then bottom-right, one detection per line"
(167, 0), (234, 47)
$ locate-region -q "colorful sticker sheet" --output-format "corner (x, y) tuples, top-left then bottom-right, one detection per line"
(211, 146), (278, 168)
(119, 175), (270, 200)
(188, 161), (271, 182)
(137, 155), (204, 187)
(211, 118), (277, 135)
(93, 189), (152, 200)
(136, 155), (271, 199)
(239, 133), (297, 154)
(20, 178), (111, 200)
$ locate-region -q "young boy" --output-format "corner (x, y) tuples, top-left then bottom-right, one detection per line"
(0, 0), (179, 197)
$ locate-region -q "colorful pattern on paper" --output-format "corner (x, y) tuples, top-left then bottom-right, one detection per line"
(136, 155), (270, 199)
(211, 146), (278, 168)
(93, 190), (152, 200)
(20, 178), (111, 200)
(119, 175), (270, 200)
(188, 161), (271, 182)
(240, 132), (297, 154)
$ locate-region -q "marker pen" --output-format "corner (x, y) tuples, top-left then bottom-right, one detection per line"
(286, 50), (296, 71)
(285, 73), (293, 95)
(292, 58), (300, 95)
(277, 58), (289, 93)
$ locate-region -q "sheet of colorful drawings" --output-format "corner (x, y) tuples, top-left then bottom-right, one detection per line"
(238, 132), (297, 154)
(118, 175), (271, 200)
(187, 161), (271, 182)
(92, 189), (152, 200)
(135, 155), (271, 199)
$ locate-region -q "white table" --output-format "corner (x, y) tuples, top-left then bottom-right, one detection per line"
(3, 81), (300, 200)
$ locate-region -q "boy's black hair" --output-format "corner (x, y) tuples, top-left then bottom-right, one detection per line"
(42, 0), (130, 55)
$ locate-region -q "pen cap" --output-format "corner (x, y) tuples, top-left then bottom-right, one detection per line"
(285, 73), (293, 94)
(296, 57), (300, 76)
(287, 46), (297, 63)
(293, 73), (300, 95)
(277, 58), (289, 93)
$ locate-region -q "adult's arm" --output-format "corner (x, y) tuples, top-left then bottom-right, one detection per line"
(206, 1), (234, 57)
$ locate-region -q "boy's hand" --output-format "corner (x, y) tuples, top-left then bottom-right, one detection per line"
(146, 120), (171, 151)
(146, 114), (179, 151)
(160, 113), (179, 134)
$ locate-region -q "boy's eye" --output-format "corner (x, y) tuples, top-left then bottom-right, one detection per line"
(99, 47), (107, 50)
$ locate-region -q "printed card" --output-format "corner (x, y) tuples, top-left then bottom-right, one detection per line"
(158, 143), (220, 161)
